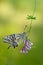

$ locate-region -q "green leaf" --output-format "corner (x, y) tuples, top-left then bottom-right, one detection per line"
(27, 15), (36, 20)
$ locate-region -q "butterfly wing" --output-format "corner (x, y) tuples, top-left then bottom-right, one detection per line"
(3, 36), (10, 44)
(15, 34), (21, 43)
(3, 34), (15, 44)
(15, 32), (26, 43)
(3, 34), (18, 48)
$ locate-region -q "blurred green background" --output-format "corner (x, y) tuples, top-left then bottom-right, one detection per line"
(0, 0), (43, 65)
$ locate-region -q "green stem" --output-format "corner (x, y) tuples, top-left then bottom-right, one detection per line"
(27, 19), (32, 36)
(27, 0), (36, 35)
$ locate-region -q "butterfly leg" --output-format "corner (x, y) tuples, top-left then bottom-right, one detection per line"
(8, 45), (11, 49)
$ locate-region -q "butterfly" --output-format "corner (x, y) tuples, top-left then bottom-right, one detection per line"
(3, 32), (26, 49)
